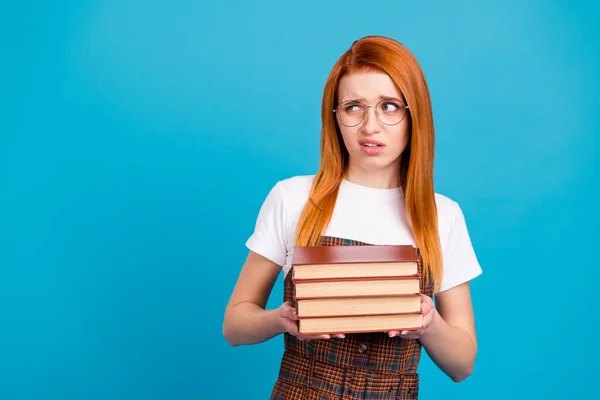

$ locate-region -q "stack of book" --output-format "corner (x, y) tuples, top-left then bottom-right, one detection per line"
(291, 244), (423, 335)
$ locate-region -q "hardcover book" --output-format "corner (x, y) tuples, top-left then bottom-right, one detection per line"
(291, 244), (423, 335)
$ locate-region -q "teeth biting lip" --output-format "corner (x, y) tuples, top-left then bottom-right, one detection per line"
(359, 140), (384, 147)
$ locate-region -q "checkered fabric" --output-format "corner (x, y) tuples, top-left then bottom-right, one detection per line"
(270, 236), (434, 400)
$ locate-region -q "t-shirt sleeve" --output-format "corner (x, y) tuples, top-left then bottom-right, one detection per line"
(245, 182), (288, 267)
(438, 202), (482, 293)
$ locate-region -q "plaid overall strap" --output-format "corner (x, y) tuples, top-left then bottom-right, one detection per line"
(271, 236), (434, 400)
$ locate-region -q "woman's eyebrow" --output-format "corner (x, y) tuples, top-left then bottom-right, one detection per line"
(340, 95), (403, 103)
(378, 96), (403, 102)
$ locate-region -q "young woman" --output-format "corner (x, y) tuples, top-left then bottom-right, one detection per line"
(223, 35), (482, 399)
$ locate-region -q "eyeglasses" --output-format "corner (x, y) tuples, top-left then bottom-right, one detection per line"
(334, 99), (409, 127)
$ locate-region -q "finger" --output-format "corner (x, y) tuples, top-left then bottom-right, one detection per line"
(299, 334), (330, 341)
(421, 295), (435, 311)
(424, 307), (435, 319)
(399, 332), (418, 339)
(400, 334), (419, 340)
(388, 330), (400, 337)
(423, 302), (435, 313)
(420, 293), (433, 302)
(422, 304), (435, 318)
(332, 334), (345, 339)
(282, 319), (299, 336)
(400, 329), (422, 338)
(280, 304), (298, 321)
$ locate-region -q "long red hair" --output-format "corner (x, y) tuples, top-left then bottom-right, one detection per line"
(294, 35), (443, 293)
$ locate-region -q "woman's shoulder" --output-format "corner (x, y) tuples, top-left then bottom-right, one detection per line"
(433, 191), (482, 292)
(433, 192), (467, 245)
(257, 174), (315, 219)
(245, 175), (316, 267)
(274, 174), (315, 194)
(268, 174), (315, 208)
(434, 192), (461, 219)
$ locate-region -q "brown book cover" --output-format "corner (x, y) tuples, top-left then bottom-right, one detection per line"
(292, 261), (418, 282)
(292, 274), (420, 283)
(292, 244), (419, 265)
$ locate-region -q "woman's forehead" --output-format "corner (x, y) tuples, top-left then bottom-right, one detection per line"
(338, 71), (402, 102)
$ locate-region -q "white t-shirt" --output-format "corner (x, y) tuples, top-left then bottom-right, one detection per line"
(245, 175), (482, 293)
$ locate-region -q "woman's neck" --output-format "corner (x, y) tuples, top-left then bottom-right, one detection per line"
(344, 163), (401, 189)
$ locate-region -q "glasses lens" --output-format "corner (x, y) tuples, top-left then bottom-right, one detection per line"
(336, 103), (364, 127)
(377, 100), (405, 125)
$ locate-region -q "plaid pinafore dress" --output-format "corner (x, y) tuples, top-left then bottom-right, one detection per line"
(270, 236), (434, 400)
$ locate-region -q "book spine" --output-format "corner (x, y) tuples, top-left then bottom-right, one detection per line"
(298, 324), (424, 336)
(294, 292), (420, 300)
(297, 311), (423, 319)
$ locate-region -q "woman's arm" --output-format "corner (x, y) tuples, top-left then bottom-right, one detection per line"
(222, 251), (285, 346)
(223, 250), (336, 346)
(418, 282), (478, 382)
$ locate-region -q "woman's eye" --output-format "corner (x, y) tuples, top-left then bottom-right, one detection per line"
(381, 102), (399, 112)
(345, 105), (362, 112)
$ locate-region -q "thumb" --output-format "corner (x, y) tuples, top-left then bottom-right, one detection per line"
(280, 301), (298, 320)
(420, 295), (434, 314)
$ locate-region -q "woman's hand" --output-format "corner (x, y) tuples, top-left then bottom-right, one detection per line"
(388, 294), (436, 339)
(278, 301), (345, 341)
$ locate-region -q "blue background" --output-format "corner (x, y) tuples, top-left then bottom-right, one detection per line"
(1, 0), (598, 399)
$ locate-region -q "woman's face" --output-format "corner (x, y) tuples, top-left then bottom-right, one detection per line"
(336, 70), (410, 180)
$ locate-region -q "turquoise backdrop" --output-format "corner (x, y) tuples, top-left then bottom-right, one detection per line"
(1, 1), (598, 399)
